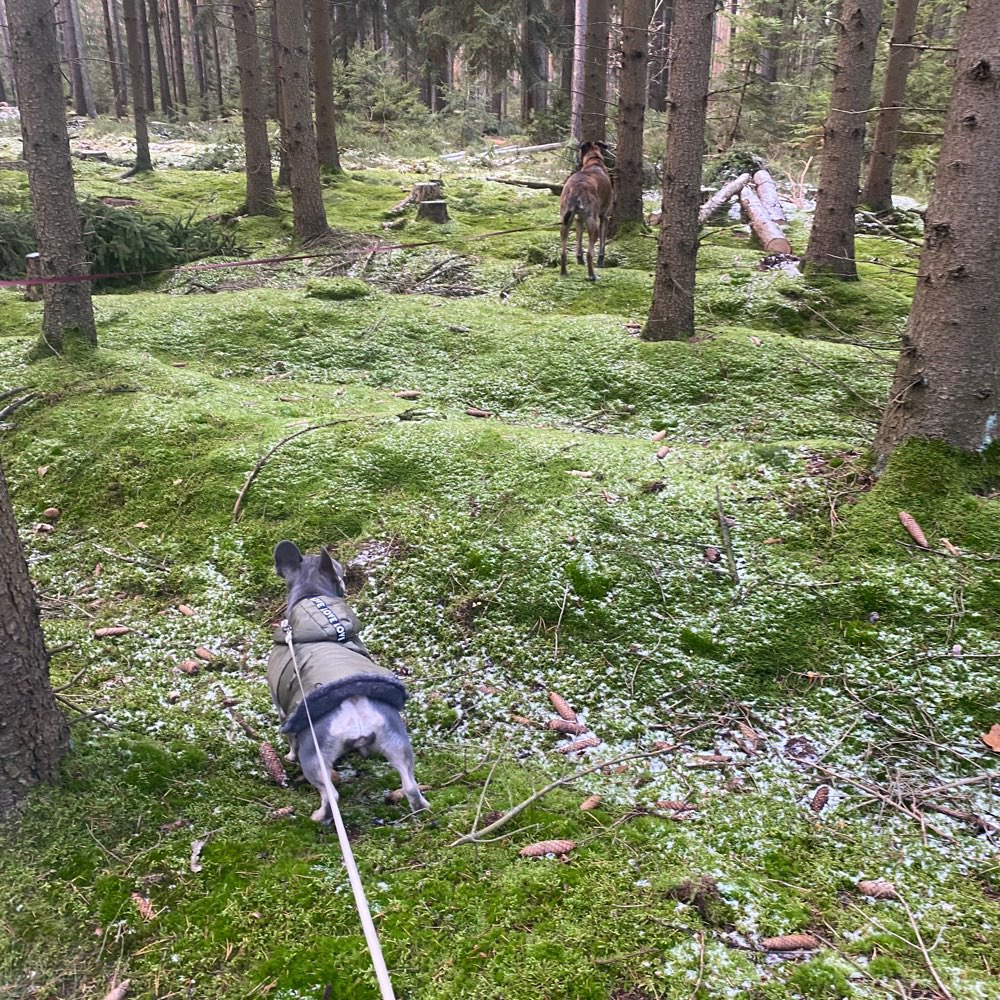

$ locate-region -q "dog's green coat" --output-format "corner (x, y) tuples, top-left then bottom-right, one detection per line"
(266, 596), (407, 734)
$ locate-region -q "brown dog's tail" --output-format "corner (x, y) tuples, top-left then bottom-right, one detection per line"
(562, 197), (581, 229)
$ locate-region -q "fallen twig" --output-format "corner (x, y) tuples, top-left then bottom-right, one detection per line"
(450, 743), (687, 846)
(715, 487), (739, 584)
(0, 393), (38, 422)
(897, 893), (956, 1000)
(232, 420), (354, 522)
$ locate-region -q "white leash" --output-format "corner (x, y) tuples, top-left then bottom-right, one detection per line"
(283, 626), (397, 1000)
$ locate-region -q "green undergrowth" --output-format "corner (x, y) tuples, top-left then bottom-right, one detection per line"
(1, 155), (998, 1000)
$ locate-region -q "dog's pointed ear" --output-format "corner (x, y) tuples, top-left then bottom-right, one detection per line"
(319, 548), (346, 596)
(274, 541), (303, 580)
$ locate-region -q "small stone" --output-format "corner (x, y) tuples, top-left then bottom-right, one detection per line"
(167, 690), (181, 703)
(178, 659), (201, 675)
(177, 604), (195, 617)
(42, 506), (61, 520)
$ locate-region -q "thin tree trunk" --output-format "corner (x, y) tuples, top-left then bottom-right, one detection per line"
(647, 1), (672, 111)
(614, 0), (650, 228)
(232, 0), (276, 215)
(570, 0), (587, 140)
(861, 0), (920, 212)
(759, 0), (785, 84)
(68, 0), (96, 116)
(209, 7), (223, 109)
(62, 0), (88, 116)
(275, 0), (328, 239)
(582, 0), (609, 141)
(268, 1), (289, 187)
(560, 0), (574, 102)
(123, 0), (153, 172)
(110, 0), (128, 109)
(0, 459), (69, 820)
(310, 0), (341, 171)
(167, 0), (187, 110)
(521, 0), (548, 122)
(102, 0), (126, 117)
(188, 0), (208, 115)
(643, 0), (716, 341)
(136, 0), (155, 112)
(804, 0), (883, 278)
(874, 0), (999, 460)
(8, 0), (97, 350)
(147, 0), (174, 118)
(0, 0), (16, 104)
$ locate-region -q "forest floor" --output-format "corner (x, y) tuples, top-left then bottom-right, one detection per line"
(1, 123), (999, 1000)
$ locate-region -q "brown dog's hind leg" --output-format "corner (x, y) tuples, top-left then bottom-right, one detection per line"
(598, 213), (608, 268)
(560, 217), (569, 276)
(586, 218), (599, 281)
(576, 217), (584, 266)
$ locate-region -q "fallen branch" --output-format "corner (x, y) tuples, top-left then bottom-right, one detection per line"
(897, 893), (956, 1000)
(0, 386), (28, 404)
(232, 420), (353, 522)
(485, 176), (564, 195)
(715, 487), (740, 584)
(697, 172), (751, 224)
(0, 393), (38, 422)
(450, 744), (685, 846)
(739, 185), (792, 254)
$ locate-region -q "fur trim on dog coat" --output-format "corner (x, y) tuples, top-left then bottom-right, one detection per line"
(267, 596), (407, 734)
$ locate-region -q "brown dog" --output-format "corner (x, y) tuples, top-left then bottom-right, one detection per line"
(559, 140), (614, 281)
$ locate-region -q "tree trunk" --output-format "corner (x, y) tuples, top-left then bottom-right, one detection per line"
(647, 2), (672, 111)
(102, 0), (126, 117)
(147, 0), (175, 118)
(759, 0), (786, 85)
(136, 0), (155, 112)
(740, 184), (792, 253)
(311, 0), (342, 172)
(570, 0), (587, 139)
(67, 0), (96, 116)
(232, 0), (276, 215)
(521, 0), (548, 123)
(861, 0), (920, 212)
(643, 0), (715, 341)
(613, 0), (650, 228)
(697, 170), (750, 223)
(8, 0), (97, 350)
(268, 2), (290, 187)
(188, 0), (208, 115)
(109, 0), (128, 109)
(873, 0), (999, 460)
(123, 0), (153, 173)
(209, 7), (224, 110)
(0, 460), (69, 820)
(582, 0), (609, 141)
(0, 0), (16, 104)
(276, 0), (328, 239)
(804, 0), (883, 279)
(167, 0), (187, 110)
(560, 0), (574, 102)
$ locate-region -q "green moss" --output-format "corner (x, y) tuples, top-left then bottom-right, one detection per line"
(304, 276), (376, 300)
(786, 961), (853, 998)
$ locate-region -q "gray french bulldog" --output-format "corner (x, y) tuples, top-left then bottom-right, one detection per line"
(267, 541), (429, 821)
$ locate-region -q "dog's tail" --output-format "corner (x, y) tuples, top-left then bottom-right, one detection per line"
(562, 197), (581, 229)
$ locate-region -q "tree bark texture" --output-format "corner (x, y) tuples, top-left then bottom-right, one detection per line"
(644, 0), (716, 341)
(861, 0), (920, 212)
(123, 0), (153, 172)
(0, 0), (17, 103)
(310, 0), (342, 172)
(109, 0), (128, 109)
(167, 0), (187, 109)
(276, 0), (328, 239)
(232, 0), (276, 215)
(740, 183), (792, 253)
(874, 0), (999, 459)
(147, 0), (174, 117)
(521, 0), (548, 122)
(64, 0), (96, 116)
(804, 0), (883, 278)
(188, 0), (208, 113)
(8, 0), (97, 350)
(613, 0), (650, 228)
(101, 0), (126, 116)
(209, 8), (223, 109)
(582, 0), (609, 142)
(570, 0), (587, 139)
(268, 2), (289, 188)
(0, 460), (69, 820)
(560, 0), (574, 101)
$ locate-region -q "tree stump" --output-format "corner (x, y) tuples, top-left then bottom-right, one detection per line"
(24, 253), (43, 302)
(416, 200), (449, 224)
(387, 180), (446, 217)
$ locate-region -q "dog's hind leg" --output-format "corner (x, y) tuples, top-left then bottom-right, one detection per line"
(597, 212), (608, 268)
(560, 213), (571, 276)
(298, 733), (347, 823)
(375, 710), (429, 814)
(575, 217), (584, 265)
(586, 218), (599, 281)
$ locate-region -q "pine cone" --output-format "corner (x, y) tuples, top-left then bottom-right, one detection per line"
(548, 691), (577, 722)
(130, 892), (155, 921)
(547, 718), (587, 734)
(259, 742), (288, 787)
(194, 646), (217, 662)
(519, 839), (576, 857)
(511, 713), (541, 728)
(269, 806), (296, 820)
(579, 794), (602, 811)
(761, 934), (819, 951)
(556, 735), (600, 754)
(898, 511), (929, 548)
(94, 626), (131, 637)
(810, 785), (830, 813)
(738, 722), (761, 748)
(857, 879), (897, 899)
(177, 659), (201, 675)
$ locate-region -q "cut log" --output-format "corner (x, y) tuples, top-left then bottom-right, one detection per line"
(697, 172), (751, 224)
(386, 181), (446, 217)
(739, 185), (792, 255)
(486, 176), (564, 196)
(416, 199), (449, 224)
(752, 168), (787, 223)
(441, 141), (563, 163)
(24, 253), (42, 302)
